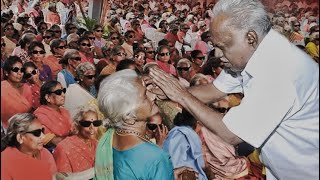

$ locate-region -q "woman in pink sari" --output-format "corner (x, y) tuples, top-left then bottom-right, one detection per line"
(156, 45), (176, 76)
(34, 80), (73, 146)
(53, 106), (101, 177)
(1, 56), (32, 129)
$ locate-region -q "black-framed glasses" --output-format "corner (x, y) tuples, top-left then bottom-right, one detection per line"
(147, 51), (155, 54)
(214, 107), (230, 114)
(69, 26), (77, 30)
(88, 37), (95, 40)
(50, 88), (66, 95)
(32, 50), (46, 54)
(57, 45), (66, 49)
(79, 120), (102, 127)
(70, 57), (81, 61)
(11, 67), (25, 73)
(84, 75), (95, 79)
(81, 43), (91, 47)
(43, 36), (52, 39)
(147, 123), (163, 131)
(24, 69), (37, 79)
(111, 36), (120, 40)
(294, 24), (300, 27)
(128, 35), (135, 39)
(159, 52), (170, 57)
(1, 43), (6, 47)
(25, 128), (45, 137)
(95, 30), (103, 32)
(5, 27), (14, 31)
(177, 66), (191, 71)
(196, 56), (205, 60)
(116, 52), (127, 57)
(53, 30), (62, 34)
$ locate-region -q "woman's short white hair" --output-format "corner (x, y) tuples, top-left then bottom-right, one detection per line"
(76, 62), (96, 80)
(73, 105), (99, 129)
(212, 0), (272, 37)
(97, 69), (140, 127)
(177, 58), (192, 67)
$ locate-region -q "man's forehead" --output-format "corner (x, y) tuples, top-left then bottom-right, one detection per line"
(210, 15), (233, 45)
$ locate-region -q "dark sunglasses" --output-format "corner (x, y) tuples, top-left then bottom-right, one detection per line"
(24, 69), (37, 79)
(128, 35), (135, 39)
(81, 43), (91, 47)
(79, 120), (102, 127)
(196, 56), (205, 60)
(84, 75), (95, 79)
(177, 66), (190, 71)
(69, 26), (77, 30)
(95, 30), (103, 32)
(111, 36), (120, 40)
(1, 43), (6, 47)
(294, 24), (300, 27)
(5, 28), (14, 31)
(147, 51), (155, 54)
(159, 52), (170, 57)
(11, 67), (25, 73)
(43, 36), (52, 39)
(40, 26), (47, 30)
(32, 50), (46, 54)
(53, 30), (62, 33)
(116, 52), (127, 57)
(214, 107), (230, 114)
(25, 128), (45, 137)
(147, 123), (163, 131)
(70, 57), (81, 61)
(88, 37), (95, 40)
(57, 45), (66, 49)
(50, 88), (66, 95)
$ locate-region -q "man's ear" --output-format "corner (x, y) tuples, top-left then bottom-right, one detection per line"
(246, 30), (258, 48)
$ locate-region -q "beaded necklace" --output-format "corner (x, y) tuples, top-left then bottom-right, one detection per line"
(115, 128), (152, 143)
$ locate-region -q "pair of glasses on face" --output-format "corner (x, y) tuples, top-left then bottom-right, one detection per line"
(43, 36), (52, 39)
(159, 52), (170, 57)
(196, 56), (205, 60)
(50, 88), (66, 95)
(1, 43), (6, 47)
(84, 75), (95, 79)
(81, 43), (91, 47)
(147, 51), (155, 54)
(79, 120), (102, 127)
(177, 66), (191, 71)
(116, 52), (127, 57)
(111, 36), (120, 40)
(69, 26), (76, 30)
(5, 28), (14, 31)
(32, 50), (45, 54)
(25, 127), (45, 137)
(88, 37), (95, 40)
(11, 67), (25, 73)
(53, 31), (62, 34)
(294, 24), (300, 27)
(147, 123), (163, 131)
(40, 26), (47, 30)
(128, 35), (135, 39)
(214, 107), (230, 114)
(24, 69), (37, 79)
(70, 57), (81, 61)
(57, 45), (66, 49)
(95, 30), (103, 32)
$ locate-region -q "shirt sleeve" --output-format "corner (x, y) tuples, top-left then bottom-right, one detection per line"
(213, 70), (243, 94)
(222, 79), (296, 148)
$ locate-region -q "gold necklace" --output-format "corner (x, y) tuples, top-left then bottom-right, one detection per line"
(116, 128), (152, 143)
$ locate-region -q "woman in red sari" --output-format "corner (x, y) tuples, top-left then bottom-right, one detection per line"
(34, 80), (73, 146)
(53, 106), (101, 177)
(1, 113), (57, 179)
(43, 39), (65, 79)
(1, 56), (32, 129)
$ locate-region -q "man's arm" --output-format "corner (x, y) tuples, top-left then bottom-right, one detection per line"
(188, 83), (227, 104)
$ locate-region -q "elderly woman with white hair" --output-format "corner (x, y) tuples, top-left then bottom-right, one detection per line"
(94, 69), (174, 180)
(176, 58), (196, 88)
(53, 106), (101, 178)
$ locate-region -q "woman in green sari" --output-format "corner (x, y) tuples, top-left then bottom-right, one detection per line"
(94, 69), (174, 180)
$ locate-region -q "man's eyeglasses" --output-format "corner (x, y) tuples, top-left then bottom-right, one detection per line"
(32, 50), (46, 54)
(159, 52), (170, 57)
(1, 43), (6, 47)
(24, 69), (37, 79)
(11, 67), (25, 73)
(79, 120), (103, 127)
(196, 56), (205, 60)
(25, 128), (45, 137)
(81, 43), (91, 47)
(116, 52), (127, 57)
(177, 66), (191, 71)
(70, 57), (81, 61)
(84, 75), (95, 79)
(111, 36), (120, 40)
(50, 88), (66, 96)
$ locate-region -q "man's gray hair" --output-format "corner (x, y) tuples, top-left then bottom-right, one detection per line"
(212, 0), (272, 37)
(97, 69), (140, 127)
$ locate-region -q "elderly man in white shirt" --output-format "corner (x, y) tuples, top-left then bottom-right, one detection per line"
(147, 0), (319, 180)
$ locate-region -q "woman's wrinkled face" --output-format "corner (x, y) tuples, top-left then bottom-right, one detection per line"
(81, 69), (96, 87)
(79, 39), (91, 53)
(79, 111), (99, 139)
(158, 47), (171, 63)
(8, 62), (24, 83)
(134, 52), (146, 67)
(31, 46), (45, 62)
(177, 62), (191, 79)
(20, 119), (45, 152)
(47, 83), (65, 107)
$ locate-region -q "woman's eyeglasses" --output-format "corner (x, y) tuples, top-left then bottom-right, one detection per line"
(88, 37), (95, 40)
(128, 35), (135, 39)
(95, 30), (103, 32)
(79, 120), (103, 127)
(159, 52), (170, 57)
(68, 26), (77, 30)
(1, 43), (6, 47)
(32, 50), (46, 54)
(57, 46), (66, 49)
(70, 57), (81, 61)
(84, 75), (95, 79)
(43, 36), (52, 39)
(116, 52), (127, 57)
(177, 66), (191, 71)
(11, 67), (25, 73)
(81, 43), (91, 47)
(214, 107), (230, 114)
(25, 128), (45, 137)
(147, 123), (163, 131)
(24, 69), (37, 79)
(196, 56), (205, 60)
(111, 36), (120, 40)
(50, 88), (66, 95)
(52, 30), (62, 34)
(146, 51), (155, 54)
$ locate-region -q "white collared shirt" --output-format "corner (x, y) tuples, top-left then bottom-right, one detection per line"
(213, 29), (319, 180)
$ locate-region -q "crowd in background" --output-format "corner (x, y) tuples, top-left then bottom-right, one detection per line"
(0, 0), (319, 179)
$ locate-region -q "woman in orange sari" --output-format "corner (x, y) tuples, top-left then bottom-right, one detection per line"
(1, 56), (32, 129)
(34, 80), (73, 146)
(43, 39), (66, 79)
(53, 106), (101, 178)
(1, 113), (57, 179)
